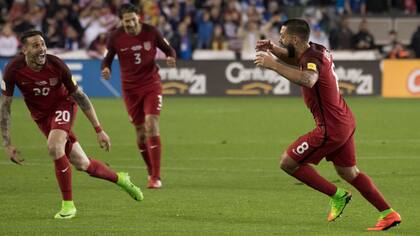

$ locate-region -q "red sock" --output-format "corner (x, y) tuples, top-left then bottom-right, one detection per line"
(54, 155), (72, 200)
(138, 142), (152, 176)
(350, 172), (390, 211)
(86, 158), (118, 183)
(291, 165), (337, 196)
(147, 136), (161, 179)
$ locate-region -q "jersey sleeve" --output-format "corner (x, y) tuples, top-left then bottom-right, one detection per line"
(300, 54), (322, 74)
(52, 56), (78, 94)
(154, 27), (176, 58)
(1, 62), (16, 96)
(101, 32), (117, 70)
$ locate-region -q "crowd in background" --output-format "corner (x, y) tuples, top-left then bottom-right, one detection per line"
(0, 0), (420, 59)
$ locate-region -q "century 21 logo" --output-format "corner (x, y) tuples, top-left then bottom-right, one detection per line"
(407, 69), (420, 94)
(225, 62), (290, 95)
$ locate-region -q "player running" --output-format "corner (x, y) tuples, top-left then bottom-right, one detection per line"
(254, 19), (401, 231)
(1, 30), (143, 219)
(101, 3), (176, 189)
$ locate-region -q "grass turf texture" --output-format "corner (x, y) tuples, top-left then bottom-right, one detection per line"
(0, 97), (418, 235)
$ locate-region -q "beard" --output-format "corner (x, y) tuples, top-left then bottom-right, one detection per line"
(280, 41), (296, 58)
(286, 44), (296, 58)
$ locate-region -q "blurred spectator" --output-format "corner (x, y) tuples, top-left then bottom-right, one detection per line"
(0, 23), (19, 58)
(141, 0), (160, 25)
(44, 18), (64, 48)
(261, 11), (285, 43)
(352, 19), (375, 50)
(403, 0), (417, 14)
(239, 21), (262, 52)
(209, 6), (223, 25)
(410, 26), (420, 58)
(345, 0), (366, 15)
(12, 16), (35, 36)
(156, 15), (173, 41)
(171, 23), (194, 60)
(64, 25), (82, 51)
(87, 32), (107, 59)
(211, 24), (228, 50)
(196, 9), (213, 49)
(309, 24), (330, 49)
(80, 7), (108, 47)
(382, 30), (398, 56)
(329, 16), (354, 50)
(387, 42), (410, 58)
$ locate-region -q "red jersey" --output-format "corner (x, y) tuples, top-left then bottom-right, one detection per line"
(1, 54), (77, 121)
(298, 43), (355, 134)
(102, 23), (176, 93)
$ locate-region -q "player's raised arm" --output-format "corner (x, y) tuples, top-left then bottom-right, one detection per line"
(254, 52), (318, 88)
(255, 40), (298, 66)
(0, 95), (24, 164)
(70, 88), (111, 151)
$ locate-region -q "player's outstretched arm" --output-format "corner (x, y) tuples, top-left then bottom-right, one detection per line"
(70, 88), (111, 151)
(254, 52), (318, 88)
(0, 95), (24, 165)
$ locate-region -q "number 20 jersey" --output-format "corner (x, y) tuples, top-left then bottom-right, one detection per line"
(1, 54), (77, 121)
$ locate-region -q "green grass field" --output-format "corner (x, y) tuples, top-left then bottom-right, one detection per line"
(0, 97), (419, 235)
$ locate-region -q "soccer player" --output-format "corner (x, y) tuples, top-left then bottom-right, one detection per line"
(1, 30), (143, 219)
(254, 19), (401, 231)
(101, 3), (176, 189)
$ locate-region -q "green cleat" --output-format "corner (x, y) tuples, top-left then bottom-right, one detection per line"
(54, 200), (77, 219)
(117, 172), (144, 201)
(327, 190), (352, 222)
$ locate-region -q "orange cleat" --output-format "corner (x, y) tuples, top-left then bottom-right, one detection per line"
(367, 211), (401, 231)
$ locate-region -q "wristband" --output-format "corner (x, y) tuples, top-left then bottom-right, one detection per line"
(94, 126), (102, 133)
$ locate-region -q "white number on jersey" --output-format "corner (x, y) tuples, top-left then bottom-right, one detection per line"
(157, 95), (163, 111)
(33, 87), (50, 96)
(134, 53), (141, 64)
(55, 110), (71, 123)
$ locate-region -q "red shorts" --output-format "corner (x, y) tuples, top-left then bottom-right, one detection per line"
(286, 126), (356, 167)
(35, 101), (78, 154)
(123, 85), (162, 125)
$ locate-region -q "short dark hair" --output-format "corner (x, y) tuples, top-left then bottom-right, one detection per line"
(118, 3), (139, 18)
(283, 19), (310, 42)
(20, 30), (44, 44)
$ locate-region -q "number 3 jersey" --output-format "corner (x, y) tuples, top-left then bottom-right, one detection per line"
(1, 54), (77, 121)
(101, 23), (176, 94)
(298, 42), (355, 135)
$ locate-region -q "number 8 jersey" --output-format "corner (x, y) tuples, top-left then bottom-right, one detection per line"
(1, 54), (77, 121)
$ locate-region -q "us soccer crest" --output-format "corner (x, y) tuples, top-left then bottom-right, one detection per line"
(144, 41), (151, 51)
(49, 77), (58, 86)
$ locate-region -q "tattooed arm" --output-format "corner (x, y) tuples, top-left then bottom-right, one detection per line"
(70, 88), (111, 151)
(254, 52), (318, 88)
(71, 88), (100, 127)
(0, 95), (24, 164)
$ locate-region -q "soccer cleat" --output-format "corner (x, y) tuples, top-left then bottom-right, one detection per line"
(147, 176), (162, 189)
(367, 211), (401, 231)
(117, 172), (144, 201)
(54, 200), (76, 219)
(327, 191), (352, 222)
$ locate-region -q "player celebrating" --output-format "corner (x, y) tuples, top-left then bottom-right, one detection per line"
(101, 3), (176, 189)
(254, 19), (401, 231)
(1, 30), (143, 219)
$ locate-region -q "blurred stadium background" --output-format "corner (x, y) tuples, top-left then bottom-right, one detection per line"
(1, 0), (420, 235)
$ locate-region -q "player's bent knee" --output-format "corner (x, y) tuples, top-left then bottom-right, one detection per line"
(335, 166), (360, 182)
(279, 153), (294, 173)
(47, 143), (65, 158)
